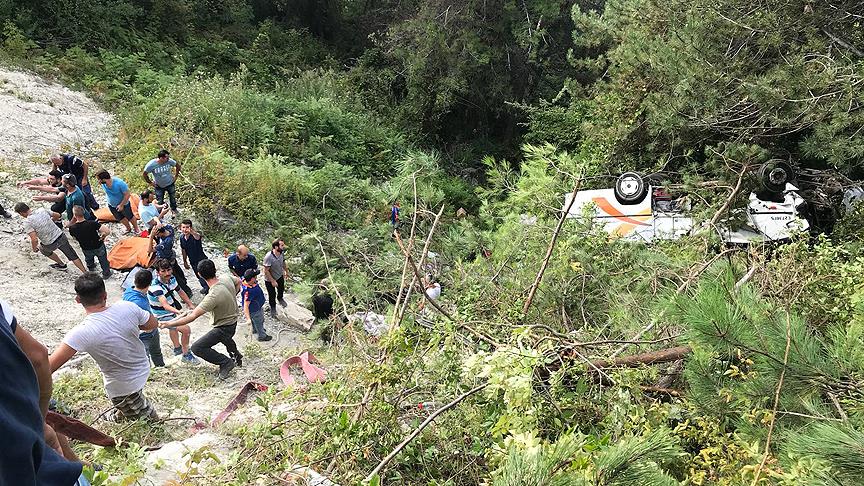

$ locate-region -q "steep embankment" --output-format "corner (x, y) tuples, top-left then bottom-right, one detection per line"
(0, 67), (314, 485)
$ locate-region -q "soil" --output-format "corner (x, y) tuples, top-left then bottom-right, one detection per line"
(0, 66), (316, 484)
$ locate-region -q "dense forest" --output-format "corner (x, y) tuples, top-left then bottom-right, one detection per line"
(3, 0), (864, 484)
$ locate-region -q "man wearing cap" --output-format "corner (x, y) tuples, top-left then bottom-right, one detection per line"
(241, 269), (271, 341)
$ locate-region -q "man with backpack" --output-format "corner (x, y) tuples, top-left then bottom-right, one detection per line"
(147, 259), (197, 364)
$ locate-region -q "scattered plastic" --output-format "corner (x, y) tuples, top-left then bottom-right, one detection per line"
(350, 311), (390, 337)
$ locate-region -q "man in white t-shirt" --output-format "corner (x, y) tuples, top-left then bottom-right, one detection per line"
(14, 202), (86, 273)
(49, 273), (159, 421)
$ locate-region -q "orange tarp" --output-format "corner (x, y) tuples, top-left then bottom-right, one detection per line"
(108, 237), (152, 270)
(95, 194), (141, 223)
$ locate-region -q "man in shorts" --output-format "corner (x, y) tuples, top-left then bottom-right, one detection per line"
(49, 273), (159, 421)
(165, 259), (242, 379)
(147, 259), (197, 364)
(14, 202), (86, 273)
(96, 170), (140, 235)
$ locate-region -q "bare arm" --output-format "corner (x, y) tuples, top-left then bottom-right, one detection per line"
(27, 231), (38, 252)
(177, 289), (194, 308)
(14, 325), (52, 417)
(163, 306), (205, 328)
(29, 185), (61, 194)
(80, 161), (89, 186)
(157, 294), (182, 315)
(139, 313), (158, 332)
(48, 343), (77, 373)
(243, 298), (251, 323)
(174, 160), (181, 177)
(119, 189), (131, 208)
(98, 225), (110, 240)
(33, 192), (64, 202)
(264, 266), (275, 285)
(143, 170), (153, 186)
(181, 247), (189, 268)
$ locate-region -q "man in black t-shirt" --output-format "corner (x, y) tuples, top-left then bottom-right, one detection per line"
(0, 299), (84, 485)
(68, 205), (111, 278)
(51, 153), (91, 194)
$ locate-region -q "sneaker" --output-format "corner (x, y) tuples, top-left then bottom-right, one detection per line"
(182, 353), (199, 365)
(234, 352), (243, 367)
(269, 307), (278, 319)
(173, 346), (183, 356)
(278, 298), (288, 308)
(102, 271), (112, 279)
(257, 335), (273, 342)
(218, 361), (236, 380)
(49, 263), (68, 270)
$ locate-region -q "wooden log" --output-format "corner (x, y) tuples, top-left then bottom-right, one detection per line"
(589, 346), (692, 369)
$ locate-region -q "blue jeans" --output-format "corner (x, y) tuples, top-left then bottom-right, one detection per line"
(249, 307), (268, 337)
(82, 244), (110, 274)
(139, 330), (165, 367)
(154, 182), (177, 211)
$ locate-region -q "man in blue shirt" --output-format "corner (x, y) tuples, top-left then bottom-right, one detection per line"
(62, 175), (94, 222)
(0, 298), (86, 485)
(227, 245), (258, 278)
(148, 223), (193, 297)
(179, 219), (209, 295)
(96, 170), (140, 234)
(241, 269), (271, 341)
(123, 269), (164, 367)
(142, 149), (180, 214)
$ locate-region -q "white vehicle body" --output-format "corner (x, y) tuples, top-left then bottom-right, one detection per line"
(564, 184), (810, 244)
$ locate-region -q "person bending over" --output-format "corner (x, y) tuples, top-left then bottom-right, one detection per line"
(67, 205), (112, 278)
(227, 244), (257, 278)
(49, 273), (159, 421)
(96, 170), (140, 235)
(165, 260), (242, 380)
(14, 202), (87, 273)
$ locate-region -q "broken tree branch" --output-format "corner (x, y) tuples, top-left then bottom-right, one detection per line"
(364, 383), (487, 483)
(708, 163), (749, 229)
(397, 204), (445, 324)
(588, 346), (692, 369)
(523, 178), (581, 315)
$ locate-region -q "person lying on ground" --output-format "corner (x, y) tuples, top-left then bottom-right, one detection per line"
(62, 175), (95, 222)
(179, 219), (209, 295)
(147, 259), (197, 364)
(96, 170), (140, 235)
(67, 205), (112, 278)
(263, 239), (288, 319)
(227, 244), (257, 278)
(142, 149), (180, 215)
(49, 273), (159, 422)
(241, 269), (271, 341)
(0, 298), (86, 485)
(123, 269), (164, 367)
(165, 259), (242, 380)
(51, 153), (91, 194)
(148, 222), (193, 296)
(138, 189), (169, 231)
(14, 202), (87, 273)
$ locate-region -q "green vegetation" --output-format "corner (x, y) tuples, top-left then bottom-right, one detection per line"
(3, 0), (864, 484)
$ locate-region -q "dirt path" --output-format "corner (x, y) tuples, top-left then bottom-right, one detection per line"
(0, 67), (314, 484)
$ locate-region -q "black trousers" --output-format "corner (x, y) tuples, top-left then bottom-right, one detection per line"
(265, 276), (285, 309)
(191, 324), (238, 366)
(170, 260), (193, 296)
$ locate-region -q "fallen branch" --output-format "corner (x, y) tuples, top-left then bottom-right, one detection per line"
(523, 178), (581, 315)
(639, 386), (682, 397)
(364, 383), (487, 483)
(397, 203), (445, 323)
(588, 346), (692, 369)
(392, 172), (420, 324)
(708, 163), (749, 229)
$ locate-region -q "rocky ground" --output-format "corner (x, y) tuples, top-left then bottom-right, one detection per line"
(0, 67), (318, 485)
